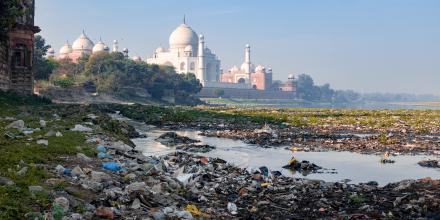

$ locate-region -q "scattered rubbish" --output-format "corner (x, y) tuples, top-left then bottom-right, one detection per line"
(227, 202), (238, 215)
(98, 152), (112, 159)
(418, 160), (440, 168)
(37, 139), (49, 146)
(96, 145), (107, 153)
(71, 124), (93, 132)
(6, 120), (25, 130)
(102, 162), (122, 172)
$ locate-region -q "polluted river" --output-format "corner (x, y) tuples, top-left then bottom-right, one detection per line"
(113, 113), (440, 186)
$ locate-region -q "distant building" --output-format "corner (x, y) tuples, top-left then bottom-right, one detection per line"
(0, 0), (40, 94)
(279, 74), (296, 92)
(220, 44), (273, 90)
(146, 19), (221, 86)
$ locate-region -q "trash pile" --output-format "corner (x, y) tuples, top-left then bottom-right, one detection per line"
(43, 131), (440, 219)
(156, 132), (216, 153)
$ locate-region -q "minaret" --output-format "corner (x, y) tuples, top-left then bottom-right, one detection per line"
(244, 44), (251, 76)
(198, 34), (205, 83)
(112, 40), (119, 52)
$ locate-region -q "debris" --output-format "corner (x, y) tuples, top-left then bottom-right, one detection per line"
(95, 207), (114, 219)
(77, 153), (92, 162)
(227, 202), (238, 215)
(6, 120), (25, 130)
(418, 160), (440, 168)
(39, 120), (46, 128)
(102, 162), (122, 172)
(53, 197), (70, 212)
(71, 124), (93, 132)
(37, 139), (49, 146)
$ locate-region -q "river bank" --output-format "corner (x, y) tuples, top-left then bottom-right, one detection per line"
(1, 95), (440, 219)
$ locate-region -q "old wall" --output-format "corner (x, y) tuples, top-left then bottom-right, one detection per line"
(0, 43), (10, 91)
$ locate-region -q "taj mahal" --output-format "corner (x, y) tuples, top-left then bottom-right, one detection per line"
(49, 19), (295, 93)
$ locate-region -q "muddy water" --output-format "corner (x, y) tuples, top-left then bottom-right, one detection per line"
(111, 114), (440, 185)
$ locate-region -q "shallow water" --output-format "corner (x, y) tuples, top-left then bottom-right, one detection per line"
(111, 113), (440, 185)
(132, 129), (440, 185)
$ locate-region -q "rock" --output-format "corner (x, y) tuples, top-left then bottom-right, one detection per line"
(39, 120), (46, 128)
(6, 120), (25, 130)
(125, 181), (146, 193)
(227, 202), (238, 215)
(0, 176), (15, 186)
(80, 180), (103, 192)
(53, 197), (70, 212)
(28, 185), (45, 195)
(418, 160), (440, 168)
(17, 167), (28, 176)
(71, 124), (93, 132)
(77, 153), (92, 162)
(95, 207), (114, 219)
(90, 171), (111, 183)
(45, 130), (56, 137)
(131, 198), (141, 210)
(37, 139), (49, 146)
(71, 166), (84, 177)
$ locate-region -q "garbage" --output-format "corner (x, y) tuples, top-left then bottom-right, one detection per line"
(55, 165), (65, 174)
(96, 145), (107, 153)
(227, 202), (238, 215)
(71, 166), (84, 177)
(77, 153), (92, 162)
(98, 152), (112, 159)
(102, 162), (122, 172)
(63, 168), (72, 176)
(0, 176), (15, 186)
(71, 124), (93, 132)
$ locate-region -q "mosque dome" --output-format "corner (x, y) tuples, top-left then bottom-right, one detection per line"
(72, 32), (94, 51)
(230, 65), (239, 72)
(240, 62), (255, 72)
(288, 74), (295, 80)
(59, 42), (72, 55)
(255, 65), (265, 72)
(103, 45), (110, 52)
(169, 23), (198, 49)
(155, 47), (165, 53)
(92, 40), (107, 53)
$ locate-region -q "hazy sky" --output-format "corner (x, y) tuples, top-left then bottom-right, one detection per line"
(35, 0), (440, 94)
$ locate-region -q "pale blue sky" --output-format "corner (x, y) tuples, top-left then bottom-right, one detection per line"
(36, 0), (440, 94)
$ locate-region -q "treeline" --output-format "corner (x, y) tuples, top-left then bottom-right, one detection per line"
(34, 36), (202, 105)
(296, 74), (439, 103)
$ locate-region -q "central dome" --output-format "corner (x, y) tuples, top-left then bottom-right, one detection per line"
(72, 32), (94, 51)
(169, 23), (198, 49)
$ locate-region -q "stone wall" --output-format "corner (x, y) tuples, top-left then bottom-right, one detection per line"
(198, 87), (296, 99)
(0, 43), (10, 91)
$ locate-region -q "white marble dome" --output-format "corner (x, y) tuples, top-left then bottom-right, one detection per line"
(184, 45), (193, 52)
(155, 47), (165, 53)
(92, 40), (107, 53)
(59, 42), (72, 55)
(169, 23), (198, 49)
(72, 32), (94, 51)
(132, 56), (142, 62)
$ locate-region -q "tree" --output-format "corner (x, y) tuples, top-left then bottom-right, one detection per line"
(34, 35), (58, 80)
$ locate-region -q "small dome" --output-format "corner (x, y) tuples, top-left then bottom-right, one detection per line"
(288, 74), (294, 80)
(169, 23), (198, 49)
(184, 45), (193, 52)
(230, 65), (239, 72)
(155, 47), (165, 53)
(59, 42), (72, 55)
(123, 48), (129, 53)
(103, 45), (110, 51)
(72, 32), (94, 51)
(240, 62), (255, 72)
(132, 56), (142, 62)
(255, 65), (265, 72)
(92, 40), (107, 53)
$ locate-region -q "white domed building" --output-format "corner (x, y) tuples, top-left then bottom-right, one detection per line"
(146, 21), (221, 85)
